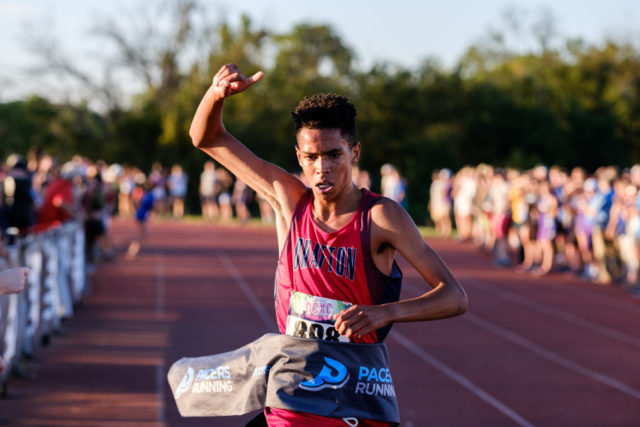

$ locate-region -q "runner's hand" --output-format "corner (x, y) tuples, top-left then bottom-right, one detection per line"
(212, 64), (263, 100)
(334, 304), (389, 340)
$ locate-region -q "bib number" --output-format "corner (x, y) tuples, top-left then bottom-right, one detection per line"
(286, 315), (348, 342)
(286, 291), (352, 343)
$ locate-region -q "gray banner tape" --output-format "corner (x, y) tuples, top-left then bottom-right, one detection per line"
(167, 333), (400, 423)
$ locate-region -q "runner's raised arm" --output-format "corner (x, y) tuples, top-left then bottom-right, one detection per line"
(189, 64), (306, 243)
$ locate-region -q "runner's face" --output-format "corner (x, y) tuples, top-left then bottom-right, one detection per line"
(296, 128), (360, 201)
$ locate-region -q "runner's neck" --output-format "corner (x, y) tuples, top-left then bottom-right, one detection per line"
(311, 186), (363, 233)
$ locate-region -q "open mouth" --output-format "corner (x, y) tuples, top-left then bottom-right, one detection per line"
(316, 182), (334, 193)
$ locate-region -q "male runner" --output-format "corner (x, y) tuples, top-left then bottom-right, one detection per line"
(189, 64), (468, 426)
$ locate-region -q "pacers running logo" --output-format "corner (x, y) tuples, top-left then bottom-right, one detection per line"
(300, 357), (349, 391)
(174, 367), (195, 398)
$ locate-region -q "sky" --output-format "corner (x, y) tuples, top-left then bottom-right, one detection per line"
(0, 0), (638, 103)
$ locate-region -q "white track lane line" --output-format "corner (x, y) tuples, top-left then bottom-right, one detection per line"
(402, 279), (640, 401)
(390, 330), (535, 427)
(406, 277), (640, 350)
(468, 281), (640, 348)
(553, 286), (640, 315)
(156, 253), (165, 317)
(461, 270), (640, 315)
(465, 313), (640, 400)
(217, 251), (276, 330)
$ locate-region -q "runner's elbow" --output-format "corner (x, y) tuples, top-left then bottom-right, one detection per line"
(189, 127), (206, 148)
(455, 291), (468, 315)
(446, 286), (468, 317)
(190, 127), (223, 150)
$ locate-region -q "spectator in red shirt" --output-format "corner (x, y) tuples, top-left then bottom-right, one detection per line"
(35, 162), (77, 231)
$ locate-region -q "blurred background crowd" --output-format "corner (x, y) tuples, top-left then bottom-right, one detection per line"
(0, 150), (272, 267)
(429, 164), (640, 291)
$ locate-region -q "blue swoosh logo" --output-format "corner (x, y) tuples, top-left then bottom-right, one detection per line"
(300, 357), (350, 391)
(174, 366), (194, 398)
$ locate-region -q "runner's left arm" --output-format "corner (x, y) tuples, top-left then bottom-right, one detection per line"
(335, 199), (467, 339)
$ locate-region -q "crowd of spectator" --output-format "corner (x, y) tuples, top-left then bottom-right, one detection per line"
(13, 150), (634, 290)
(380, 164), (407, 208)
(0, 152), (119, 267)
(0, 151), (280, 262)
(196, 161), (258, 224)
(429, 163), (640, 290)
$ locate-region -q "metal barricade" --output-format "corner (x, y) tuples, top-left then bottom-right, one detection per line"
(0, 239), (26, 391)
(0, 292), (21, 390)
(23, 235), (43, 357)
(0, 257), (14, 388)
(56, 224), (76, 319)
(0, 221), (87, 394)
(41, 234), (62, 335)
(69, 223), (86, 304)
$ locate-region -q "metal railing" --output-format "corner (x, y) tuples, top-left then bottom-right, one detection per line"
(0, 221), (87, 394)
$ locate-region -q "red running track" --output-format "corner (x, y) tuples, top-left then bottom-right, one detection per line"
(1, 218), (639, 426)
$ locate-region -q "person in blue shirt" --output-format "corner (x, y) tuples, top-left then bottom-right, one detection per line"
(588, 173), (615, 283)
(126, 180), (155, 260)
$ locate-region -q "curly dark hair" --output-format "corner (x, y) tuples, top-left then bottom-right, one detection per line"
(291, 93), (357, 146)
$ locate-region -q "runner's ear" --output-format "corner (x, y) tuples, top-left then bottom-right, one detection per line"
(350, 142), (361, 164)
(295, 144), (303, 167)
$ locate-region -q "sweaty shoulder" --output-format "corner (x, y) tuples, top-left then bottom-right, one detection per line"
(370, 196), (416, 237)
(368, 197), (419, 275)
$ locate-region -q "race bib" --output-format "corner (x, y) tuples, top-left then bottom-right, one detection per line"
(285, 291), (352, 342)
